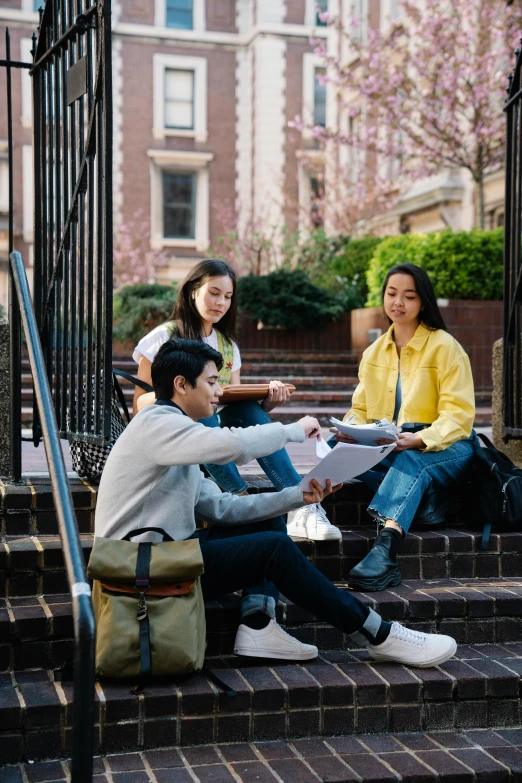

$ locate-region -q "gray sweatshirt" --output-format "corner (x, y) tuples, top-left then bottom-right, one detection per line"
(94, 404), (306, 541)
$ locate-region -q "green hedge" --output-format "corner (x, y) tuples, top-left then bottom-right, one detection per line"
(113, 283), (177, 344)
(238, 269), (343, 330)
(366, 229), (504, 305)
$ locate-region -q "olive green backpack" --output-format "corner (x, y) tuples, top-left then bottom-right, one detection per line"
(87, 528), (206, 680)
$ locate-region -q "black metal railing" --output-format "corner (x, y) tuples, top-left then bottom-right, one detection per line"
(503, 40), (522, 440)
(31, 0), (113, 453)
(10, 249), (96, 783)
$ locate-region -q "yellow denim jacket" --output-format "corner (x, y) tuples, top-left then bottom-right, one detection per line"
(344, 323), (475, 452)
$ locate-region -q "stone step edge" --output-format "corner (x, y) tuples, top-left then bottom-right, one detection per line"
(4, 728), (522, 783)
(3, 646), (522, 763)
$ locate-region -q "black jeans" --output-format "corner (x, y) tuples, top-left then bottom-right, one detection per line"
(193, 518), (380, 644)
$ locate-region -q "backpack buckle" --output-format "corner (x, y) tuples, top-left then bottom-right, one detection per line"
(137, 593), (148, 621)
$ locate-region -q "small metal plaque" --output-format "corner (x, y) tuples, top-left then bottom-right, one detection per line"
(67, 56), (87, 105)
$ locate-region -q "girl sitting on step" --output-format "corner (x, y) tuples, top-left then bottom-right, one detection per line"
(132, 258), (342, 542)
(330, 262), (478, 592)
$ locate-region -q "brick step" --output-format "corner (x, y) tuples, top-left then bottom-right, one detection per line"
(241, 362), (359, 376)
(5, 577), (522, 673)
(6, 728), (522, 782)
(237, 351), (359, 363)
(3, 644), (522, 763)
(4, 526), (522, 601)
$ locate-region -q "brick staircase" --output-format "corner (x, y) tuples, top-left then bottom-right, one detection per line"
(20, 351), (493, 428)
(4, 475), (522, 780)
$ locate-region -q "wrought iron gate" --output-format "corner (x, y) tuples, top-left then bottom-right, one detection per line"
(503, 41), (522, 439)
(31, 0), (113, 452)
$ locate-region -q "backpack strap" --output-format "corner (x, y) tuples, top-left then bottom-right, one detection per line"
(113, 368), (153, 393)
(122, 527), (174, 541)
(135, 542), (153, 681)
(481, 521), (492, 551)
(112, 373), (132, 425)
(477, 433), (495, 449)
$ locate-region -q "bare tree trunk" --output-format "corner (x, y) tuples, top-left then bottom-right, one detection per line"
(478, 175), (486, 230)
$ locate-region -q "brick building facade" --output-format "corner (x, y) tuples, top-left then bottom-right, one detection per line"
(0, 0), (328, 306)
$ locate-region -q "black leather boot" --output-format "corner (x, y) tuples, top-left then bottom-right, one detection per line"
(349, 527), (402, 591)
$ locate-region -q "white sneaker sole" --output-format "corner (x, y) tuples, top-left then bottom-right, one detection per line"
(287, 525), (342, 541)
(234, 645), (318, 661)
(370, 637), (457, 668)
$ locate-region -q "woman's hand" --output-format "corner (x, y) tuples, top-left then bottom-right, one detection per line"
(262, 380), (292, 412)
(302, 478), (343, 505)
(394, 432), (425, 451)
(329, 427), (359, 444)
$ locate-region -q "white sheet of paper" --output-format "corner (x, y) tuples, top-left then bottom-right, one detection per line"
(329, 416), (399, 446)
(315, 436), (332, 460)
(300, 441), (396, 492)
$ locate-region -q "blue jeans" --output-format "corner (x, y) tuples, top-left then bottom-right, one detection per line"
(192, 517), (381, 645)
(328, 432), (478, 533)
(199, 400), (302, 494)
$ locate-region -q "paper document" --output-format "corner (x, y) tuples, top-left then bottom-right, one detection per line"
(330, 417), (400, 447)
(300, 441), (397, 492)
(315, 437), (332, 460)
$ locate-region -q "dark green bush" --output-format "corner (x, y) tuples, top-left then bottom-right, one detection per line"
(238, 269), (344, 330)
(366, 229), (503, 305)
(296, 232), (386, 311)
(113, 283), (178, 344)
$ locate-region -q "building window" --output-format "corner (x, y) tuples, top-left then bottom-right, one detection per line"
(166, 0), (193, 29)
(310, 177), (324, 228)
(148, 149), (213, 250)
(153, 54), (207, 141)
(165, 69), (194, 130)
(163, 172), (196, 239)
(314, 68), (326, 126)
(316, 0), (328, 25)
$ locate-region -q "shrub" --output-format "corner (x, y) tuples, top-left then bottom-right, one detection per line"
(329, 237), (386, 310)
(366, 229), (504, 306)
(238, 269), (344, 330)
(113, 283), (178, 344)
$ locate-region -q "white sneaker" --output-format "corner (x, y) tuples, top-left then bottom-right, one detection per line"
(234, 619), (318, 661)
(368, 621), (457, 668)
(286, 504), (342, 541)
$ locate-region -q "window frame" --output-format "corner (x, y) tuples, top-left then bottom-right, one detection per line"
(153, 53), (208, 141)
(154, 0), (205, 31)
(164, 68), (195, 131)
(148, 149), (213, 251)
(302, 53), (327, 136)
(162, 170), (197, 240)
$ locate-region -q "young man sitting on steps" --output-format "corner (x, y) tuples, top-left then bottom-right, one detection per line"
(94, 338), (457, 668)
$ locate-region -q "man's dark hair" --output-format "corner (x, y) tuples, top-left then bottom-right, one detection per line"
(151, 338), (224, 400)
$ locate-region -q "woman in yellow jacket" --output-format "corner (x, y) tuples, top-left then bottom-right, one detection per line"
(330, 262), (477, 592)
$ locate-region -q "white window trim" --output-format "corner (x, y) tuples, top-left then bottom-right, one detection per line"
(22, 145), (33, 242)
(305, 0), (327, 27)
(147, 149), (213, 251)
(153, 53), (208, 142)
(302, 53), (326, 137)
(20, 38), (33, 128)
(154, 0), (205, 32)
(21, 0), (40, 12)
(380, 0), (401, 33)
(0, 141), (8, 214)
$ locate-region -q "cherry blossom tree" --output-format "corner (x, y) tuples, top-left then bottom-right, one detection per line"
(295, 0), (522, 229)
(113, 210), (170, 289)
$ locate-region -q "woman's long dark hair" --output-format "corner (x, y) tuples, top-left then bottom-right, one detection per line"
(382, 263), (447, 331)
(170, 259), (238, 342)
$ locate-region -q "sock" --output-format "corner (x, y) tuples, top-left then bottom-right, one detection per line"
(242, 612), (271, 630)
(372, 619), (393, 646)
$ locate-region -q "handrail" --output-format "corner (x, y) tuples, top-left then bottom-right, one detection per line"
(9, 251), (96, 783)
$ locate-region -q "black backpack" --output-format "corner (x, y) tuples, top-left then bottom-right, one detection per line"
(470, 433), (522, 549)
